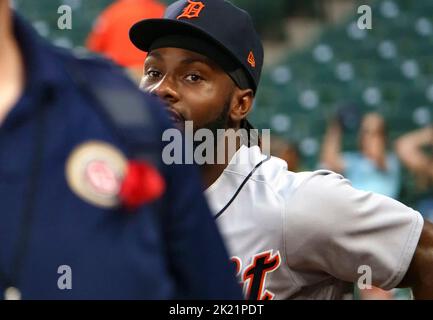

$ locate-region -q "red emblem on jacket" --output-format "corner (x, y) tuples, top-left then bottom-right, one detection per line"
(119, 161), (166, 209)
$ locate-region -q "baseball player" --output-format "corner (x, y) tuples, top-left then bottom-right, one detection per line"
(131, 0), (433, 299)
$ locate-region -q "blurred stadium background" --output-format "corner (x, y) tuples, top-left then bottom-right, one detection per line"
(11, 0), (432, 208)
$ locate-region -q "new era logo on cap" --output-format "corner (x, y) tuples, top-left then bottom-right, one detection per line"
(248, 51), (256, 68)
(177, 0), (206, 20)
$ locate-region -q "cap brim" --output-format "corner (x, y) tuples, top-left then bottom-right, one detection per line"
(130, 18), (220, 53)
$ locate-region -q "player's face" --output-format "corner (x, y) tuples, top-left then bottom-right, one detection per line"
(141, 47), (236, 131)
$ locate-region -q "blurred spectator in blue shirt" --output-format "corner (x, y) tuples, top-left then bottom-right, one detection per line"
(321, 112), (401, 199)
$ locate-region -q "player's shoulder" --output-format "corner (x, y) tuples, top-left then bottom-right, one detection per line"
(280, 170), (352, 239)
(293, 169), (346, 188)
(233, 146), (338, 195)
(286, 169), (350, 202)
(261, 166), (355, 223)
(257, 153), (342, 197)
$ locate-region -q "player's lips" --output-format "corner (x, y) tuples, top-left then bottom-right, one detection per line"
(166, 107), (186, 129)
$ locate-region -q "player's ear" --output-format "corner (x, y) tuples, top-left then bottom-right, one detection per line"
(229, 88), (254, 124)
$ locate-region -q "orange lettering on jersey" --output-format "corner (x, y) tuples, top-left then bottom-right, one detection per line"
(247, 51), (256, 68)
(231, 256), (242, 277)
(177, 0), (205, 20)
(242, 250), (281, 300)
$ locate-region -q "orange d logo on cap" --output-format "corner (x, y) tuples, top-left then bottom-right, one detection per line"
(177, 0), (205, 20)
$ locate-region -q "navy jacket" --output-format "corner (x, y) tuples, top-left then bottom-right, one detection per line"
(0, 14), (242, 300)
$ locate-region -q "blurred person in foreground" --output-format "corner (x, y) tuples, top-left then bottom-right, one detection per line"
(0, 0), (241, 299)
(132, 0), (433, 299)
(87, 0), (166, 83)
(396, 125), (433, 223)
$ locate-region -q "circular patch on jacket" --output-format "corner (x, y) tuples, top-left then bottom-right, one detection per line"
(66, 141), (127, 208)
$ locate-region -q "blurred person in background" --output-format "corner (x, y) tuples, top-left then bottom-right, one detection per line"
(0, 0), (241, 299)
(321, 112), (401, 199)
(320, 111), (409, 300)
(396, 125), (433, 223)
(270, 135), (302, 172)
(86, 0), (166, 83)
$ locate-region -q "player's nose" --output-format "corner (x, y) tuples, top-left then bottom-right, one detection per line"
(148, 76), (179, 106)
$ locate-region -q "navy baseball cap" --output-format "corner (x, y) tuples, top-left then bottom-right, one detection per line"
(129, 0), (264, 94)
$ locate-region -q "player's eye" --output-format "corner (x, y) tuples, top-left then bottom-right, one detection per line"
(146, 70), (162, 79)
(185, 74), (204, 83)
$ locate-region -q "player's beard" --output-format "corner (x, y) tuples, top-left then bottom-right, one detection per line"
(194, 99), (231, 147)
(199, 103), (231, 138)
(192, 98), (231, 160)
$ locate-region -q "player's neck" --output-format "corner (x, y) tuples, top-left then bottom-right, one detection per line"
(201, 162), (229, 189)
(201, 138), (242, 189)
(0, 1), (25, 125)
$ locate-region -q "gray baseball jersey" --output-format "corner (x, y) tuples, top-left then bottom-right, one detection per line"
(205, 145), (424, 299)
